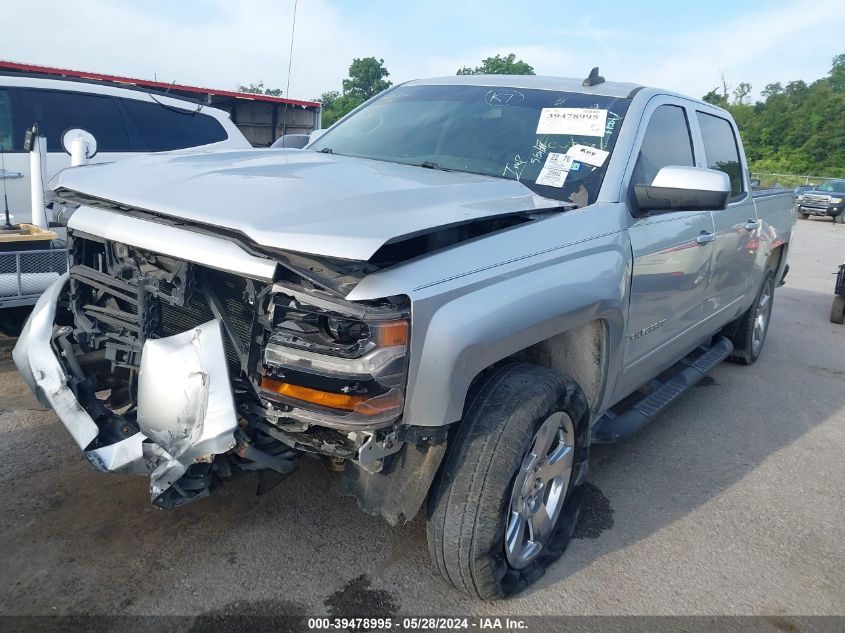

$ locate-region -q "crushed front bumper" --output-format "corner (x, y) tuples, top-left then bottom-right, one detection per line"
(13, 274), (239, 505)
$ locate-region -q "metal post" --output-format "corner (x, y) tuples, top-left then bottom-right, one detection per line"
(30, 136), (47, 228)
(15, 253), (22, 298)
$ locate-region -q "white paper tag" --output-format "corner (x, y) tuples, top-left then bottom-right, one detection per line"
(535, 152), (572, 187)
(536, 108), (608, 136)
(566, 144), (609, 167)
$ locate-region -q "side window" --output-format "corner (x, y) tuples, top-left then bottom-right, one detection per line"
(16, 89), (131, 151)
(631, 104), (694, 186)
(696, 111), (745, 201)
(121, 99), (228, 151)
(0, 90), (14, 150)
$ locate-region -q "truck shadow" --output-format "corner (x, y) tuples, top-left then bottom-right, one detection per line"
(521, 283), (845, 600)
(0, 285), (842, 615)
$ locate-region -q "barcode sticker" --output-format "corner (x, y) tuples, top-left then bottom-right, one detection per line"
(536, 108), (607, 136)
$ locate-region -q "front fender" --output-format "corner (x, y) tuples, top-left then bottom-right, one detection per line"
(347, 204), (634, 429)
(403, 235), (630, 427)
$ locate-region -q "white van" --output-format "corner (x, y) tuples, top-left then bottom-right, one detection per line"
(0, 75), (251, 220)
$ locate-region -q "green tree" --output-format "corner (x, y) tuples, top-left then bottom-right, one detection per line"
(456, 53), (535, 75)
(341, 57), (392, 101)
(700, 54), (845, 179)
(238, 81), (284, 97)
(702, 89), (727, 107)
(317, 58), (393, 127)
(733, 82), (752, 104)
(760, 82), (783, 100)
(318, 90), (340, 111)
(830, 53), (845, 92)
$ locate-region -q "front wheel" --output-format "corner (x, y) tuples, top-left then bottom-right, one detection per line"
(834, 212), (844, 225)
(798, 211), (809, 220)
(426, 363), (590, 600)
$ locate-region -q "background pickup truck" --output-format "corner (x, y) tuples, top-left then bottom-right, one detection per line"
(13, 73), (794, 600)
(795, 179), (845, 223)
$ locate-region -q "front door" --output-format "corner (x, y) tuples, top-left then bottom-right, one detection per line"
(619, 103), (716, 397)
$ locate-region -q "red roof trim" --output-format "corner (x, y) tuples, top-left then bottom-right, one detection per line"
(0, 60), (321, 108)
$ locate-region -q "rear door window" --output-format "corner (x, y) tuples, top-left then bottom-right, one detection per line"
(696, 111), (745, 201)
(16, 89), (131, 151)
(121, 99), (228, 151)
(631, 104), (695, 187)
(0, 90), (14, 150)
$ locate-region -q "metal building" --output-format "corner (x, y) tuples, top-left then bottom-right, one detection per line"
(0, 60), (322, 147)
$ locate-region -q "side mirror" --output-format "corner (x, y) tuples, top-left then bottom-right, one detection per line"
(271, 133), (311, 149)
(634, 166), (730, 215)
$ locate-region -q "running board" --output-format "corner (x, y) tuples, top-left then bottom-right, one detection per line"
(591, 336), (734, 444)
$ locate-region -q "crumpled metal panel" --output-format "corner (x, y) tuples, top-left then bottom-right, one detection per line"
(15, 285), (238, 499)
(137, 319), (238, 501)
(137, 319), (238, 462)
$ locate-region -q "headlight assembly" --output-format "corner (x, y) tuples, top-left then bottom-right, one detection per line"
(829, 197), (843, 204)
(260, 282), (410, 429)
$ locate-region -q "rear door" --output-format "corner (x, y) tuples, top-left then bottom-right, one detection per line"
(621, 100), (716, 394)
(693, 110), (758, 321)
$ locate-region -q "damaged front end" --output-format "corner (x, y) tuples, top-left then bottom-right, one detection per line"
(14, 208), (426, 514)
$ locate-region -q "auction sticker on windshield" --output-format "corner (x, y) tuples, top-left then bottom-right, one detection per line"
(535, 152), (573, 187)
(536, 108), (608, 136)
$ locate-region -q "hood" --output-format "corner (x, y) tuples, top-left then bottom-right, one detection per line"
(52, 149), (562, 261)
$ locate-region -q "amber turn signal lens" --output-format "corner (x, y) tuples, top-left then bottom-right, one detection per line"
(261, 376), (366, 411)
(376, 319), (409, 347)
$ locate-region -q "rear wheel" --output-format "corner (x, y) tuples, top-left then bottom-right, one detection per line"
(831, 295), (845, 324)
(426, 363), (589, 600)
(728, 271), (775, 365)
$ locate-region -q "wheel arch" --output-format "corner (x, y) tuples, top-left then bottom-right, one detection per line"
(400, 238), (630, 429)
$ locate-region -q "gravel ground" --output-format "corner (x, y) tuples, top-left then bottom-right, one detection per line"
(0, 216), (842, 619)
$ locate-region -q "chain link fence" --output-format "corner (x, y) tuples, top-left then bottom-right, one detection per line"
(750, 172), (839, 189)
(0, 248), (68, 308)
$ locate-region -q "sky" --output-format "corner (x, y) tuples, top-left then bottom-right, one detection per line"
(2, 0), (844, 103)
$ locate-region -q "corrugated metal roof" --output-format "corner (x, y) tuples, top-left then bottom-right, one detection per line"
(0, 59), (321, 108)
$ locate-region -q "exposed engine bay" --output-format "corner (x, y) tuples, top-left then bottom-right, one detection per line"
(21, 180), (560, 520)
(56, 226), (420, 510)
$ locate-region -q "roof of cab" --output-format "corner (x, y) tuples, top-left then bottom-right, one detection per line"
(406, 75), (644, 99)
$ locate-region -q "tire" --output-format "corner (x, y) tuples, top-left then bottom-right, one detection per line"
(831, 295), (845, 324)
(834, 212), (844, 225)
(426, 363), (590, 600)
(727, 271), (775, 365)
(798, 211), (809, 220)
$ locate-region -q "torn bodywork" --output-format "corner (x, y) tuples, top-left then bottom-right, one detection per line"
(14, 214), (441, 517)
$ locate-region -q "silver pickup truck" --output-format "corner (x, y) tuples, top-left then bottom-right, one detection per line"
(13, 73), (794, 599)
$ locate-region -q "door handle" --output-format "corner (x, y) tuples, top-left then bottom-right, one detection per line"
(0, 169), (24, 180)
(745, 220), (760, 231)
(695, 231), (715, 245)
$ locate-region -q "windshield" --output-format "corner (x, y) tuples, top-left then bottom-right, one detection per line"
(817, 180), (845, 192)
(309, 84), (631, 205)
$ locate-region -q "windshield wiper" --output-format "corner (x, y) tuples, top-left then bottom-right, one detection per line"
(319, 147), (333, 154)
(418, 161), (452, 171)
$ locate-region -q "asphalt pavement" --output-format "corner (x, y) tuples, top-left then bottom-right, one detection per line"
(0, 216), (842, 620)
